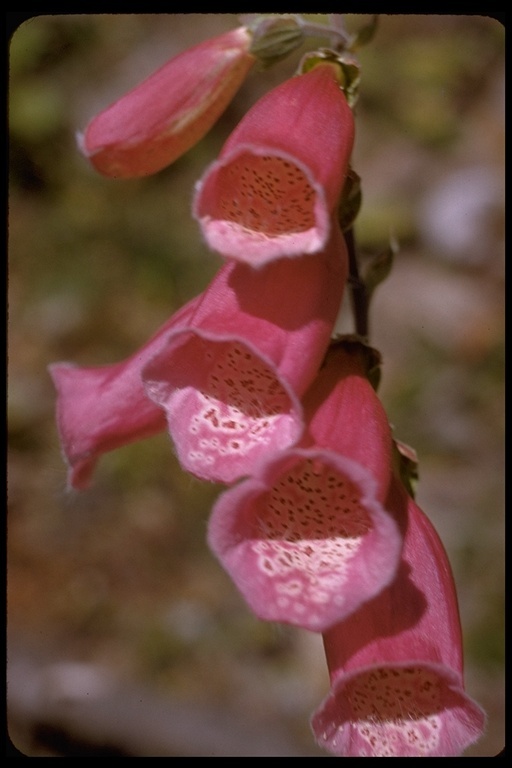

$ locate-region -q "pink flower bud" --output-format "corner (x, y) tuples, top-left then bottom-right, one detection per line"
(193, 63), (355, 266)
(311, 476), (486, 757)
(79, 27), (255, 178)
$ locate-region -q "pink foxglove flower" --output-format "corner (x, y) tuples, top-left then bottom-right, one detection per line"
(207, 342), (402, 631)
(311, 475), (486, 757)
(48, 297), (200, 490)
(142, 225), (348, 485)
(79, 27), (255, 178)
(193, 62), (354, 266)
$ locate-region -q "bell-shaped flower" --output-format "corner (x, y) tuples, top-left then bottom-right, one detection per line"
(78, 27), (255, 178)
(142, 225), (348, 485)
(193, 62), (355, 267)
(311, 475), (486, 757)
(207, 341), (402, 631)
(48, 297), (200, 490)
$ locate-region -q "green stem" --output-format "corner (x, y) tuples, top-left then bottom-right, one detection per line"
(296, 17), (352, 49)
(345, 227), (369, 340)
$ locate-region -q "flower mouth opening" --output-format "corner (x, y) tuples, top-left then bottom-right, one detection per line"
(251, 457), (374, 581)
(345, 666), (445, 723)
(257, 456), (372, 546)
(148, 336), (302, 481)
(207, 451), (400, 630)
(192, 339), (293, 440)
(211, 152), (317, 238)
(317, 664), (475, 757)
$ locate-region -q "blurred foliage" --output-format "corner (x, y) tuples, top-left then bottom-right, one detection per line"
(8, 14), (504, 756)
(351, 14), (504, 145)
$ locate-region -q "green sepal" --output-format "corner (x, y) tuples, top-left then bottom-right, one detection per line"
(247, 16), (305, 67)
(361, 235), (399, 299)
(338, 168), (362, 232)
(393, 439), (420, 499)
(328, 334), (382, 392)
(299, 49), (361, 107)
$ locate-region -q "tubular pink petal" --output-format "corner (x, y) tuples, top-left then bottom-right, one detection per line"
(303, 342), (394, 504)
(80, 27), (255, 178)
(48, 297), (199, 490)
(312, 661), (485, 757)
(207, 343), (400, 630)
(193, 63), (354, 265)
(208, 447), (402, 631)
(142, 226), (348, 483)
(311, 476), (486, 757)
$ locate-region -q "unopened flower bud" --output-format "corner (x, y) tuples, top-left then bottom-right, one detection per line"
(79, 27), (255, 178)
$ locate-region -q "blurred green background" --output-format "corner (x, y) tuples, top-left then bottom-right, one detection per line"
(8, 14), (504, 756)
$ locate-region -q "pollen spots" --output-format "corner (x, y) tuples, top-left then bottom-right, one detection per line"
(253, 457), (372, 612)
(214, 153), (316, 237)
(346, 666), (443, 756)
(188, 341), (291, 463)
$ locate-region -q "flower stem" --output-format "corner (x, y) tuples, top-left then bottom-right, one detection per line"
(345, 227), (369, 340)
(296, 17), (352, 50)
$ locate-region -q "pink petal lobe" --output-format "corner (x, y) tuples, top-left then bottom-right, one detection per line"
(145, 333), (302, 484)
(48, 297), (199, 489)
(208, 447), (403, 631)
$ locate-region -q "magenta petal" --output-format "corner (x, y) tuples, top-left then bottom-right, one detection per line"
(48, 297), (199, 490)
(48, 362), (167, 490)
(143, 228), (348, 483)
(207, 447), (402, 631)
(311, 476), (486, 756)
(193, 64), (354, 265)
